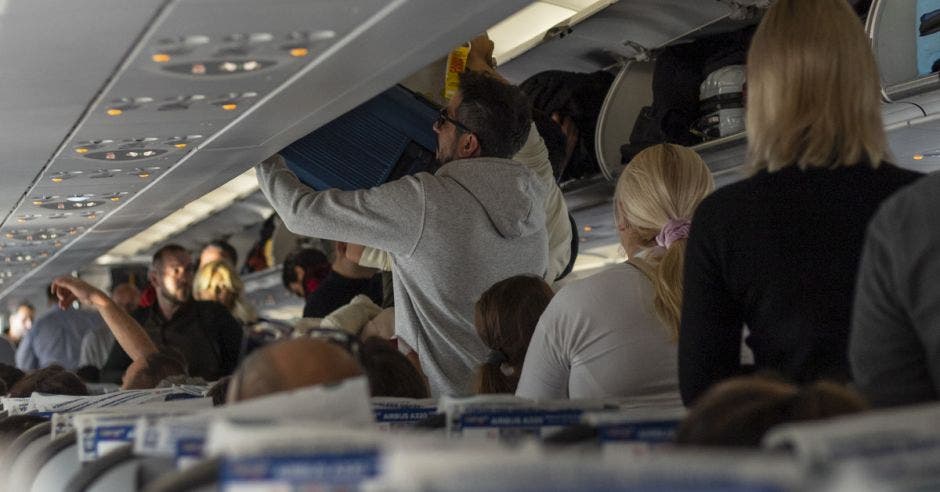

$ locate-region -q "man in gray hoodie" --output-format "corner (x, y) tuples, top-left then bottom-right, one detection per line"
(256, 71), (548, 396)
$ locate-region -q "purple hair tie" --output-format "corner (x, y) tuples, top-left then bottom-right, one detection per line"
(656, 218), (691, 249)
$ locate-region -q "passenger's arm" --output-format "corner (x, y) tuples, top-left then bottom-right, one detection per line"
(677, 201), (745, 406)
(515, 303), (570, 399)
(355, 247), (393, 271)
(850, 196), (939, 406)
(255, 155), (425, 257)
(50, 276), (158, 362)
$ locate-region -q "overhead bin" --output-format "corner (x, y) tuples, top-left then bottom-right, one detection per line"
(280, 85), (438, 192)
(868, 0), (940, 101)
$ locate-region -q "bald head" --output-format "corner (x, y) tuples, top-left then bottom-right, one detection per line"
(227, 339), (362, 403)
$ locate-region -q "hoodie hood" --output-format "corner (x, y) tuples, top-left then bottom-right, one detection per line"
(437, 157), (546, 238)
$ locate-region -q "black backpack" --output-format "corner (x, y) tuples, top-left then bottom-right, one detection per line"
(621, 27), (754, 164)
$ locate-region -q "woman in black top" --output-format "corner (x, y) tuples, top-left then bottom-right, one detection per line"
(678, 0), (922, 406)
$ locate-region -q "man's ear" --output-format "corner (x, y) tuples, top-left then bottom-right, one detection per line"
(457, 132), (481, 159)
(147, 269), (159, 289)
(293, 265), (306, 282)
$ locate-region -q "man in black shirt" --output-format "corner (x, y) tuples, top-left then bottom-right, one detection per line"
(101, 244), (243, 383)
(303, 241), (382, 318)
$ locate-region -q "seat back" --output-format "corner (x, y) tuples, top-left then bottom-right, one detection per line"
(64, 443), (135, 492)
(3, 421), (52, 490)
(31, 432), (80, 492)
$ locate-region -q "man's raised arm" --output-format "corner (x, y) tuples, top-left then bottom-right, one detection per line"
(51, 276), (157, 362)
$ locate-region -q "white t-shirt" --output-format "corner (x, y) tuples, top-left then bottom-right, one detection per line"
(516, 260), (683, 409)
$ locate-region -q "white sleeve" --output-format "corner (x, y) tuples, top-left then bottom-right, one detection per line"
(513, 123), (571, 281)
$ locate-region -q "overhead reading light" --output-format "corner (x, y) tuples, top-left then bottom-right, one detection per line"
(103, 192), (130, 202)
(282, 30), (335, 58)
(88, 168), (123, 179)
(38, 194), (104, 210)
(74, 140), (114, 154)
(49, 171), (82, 183)
(31, 195), (58, 206)
(98, 168), (261, 264)
(131, 167), (161, 179)
(213, 92), (257, 111)
(155, 35), (211, 56)
(84, 149), (167, 161)
(486, 0), (616, 65)
(118, 137), (160, 149)
(4, 227), (80, 242)
(105, 96), (153, 116)
(160, 59), (277, 77)
(158, 95), (206, 111)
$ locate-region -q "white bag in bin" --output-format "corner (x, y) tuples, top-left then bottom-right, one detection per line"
(763, 402), (940, 466)
(367, 446), (805, 492)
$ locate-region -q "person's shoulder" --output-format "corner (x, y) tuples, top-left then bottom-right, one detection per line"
(871, 169), (940, 230)
(193, 300), (234, 316)
(874, 161), (924, 184)
(555, 263), (646, 304)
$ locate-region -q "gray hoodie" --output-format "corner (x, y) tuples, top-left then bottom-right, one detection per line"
(256, 155), (549, 396)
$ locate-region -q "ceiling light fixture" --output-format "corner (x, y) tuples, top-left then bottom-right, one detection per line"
(152, 53), (171, 63)
(486, 0), (616, 65)
(162, 59), (276, 77)
(99, 168), (262, 264)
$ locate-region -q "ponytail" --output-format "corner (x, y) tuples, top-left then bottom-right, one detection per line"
(652, 238), (688, 341)
(475, 360), (518, 395)
(614, 143), (714, 342)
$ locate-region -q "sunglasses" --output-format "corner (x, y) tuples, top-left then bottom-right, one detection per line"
(302, 327), (362, 362)
(435, 107), (474, 134)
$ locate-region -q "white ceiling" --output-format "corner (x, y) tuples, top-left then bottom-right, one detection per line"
(0, 0), (530, 302)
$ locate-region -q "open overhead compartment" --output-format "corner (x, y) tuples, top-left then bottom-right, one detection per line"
(868, 0), (940, 101)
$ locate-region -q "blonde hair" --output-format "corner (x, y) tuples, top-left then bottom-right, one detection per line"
(194, 260), (257, 324)
(746, 0), (887, 172)
(615, 144), (714, 339)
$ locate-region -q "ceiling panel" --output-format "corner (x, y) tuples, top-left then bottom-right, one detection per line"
(0, 0), (531, 302)
(0, 0), (166, 228)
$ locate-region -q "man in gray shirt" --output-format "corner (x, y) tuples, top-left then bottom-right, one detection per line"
(851, 172), (937, 406)
(257, 71), (548, 396)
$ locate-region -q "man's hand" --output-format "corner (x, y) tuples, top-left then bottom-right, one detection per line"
(51, 276), (108, 310)
(467, 33), (496, 72)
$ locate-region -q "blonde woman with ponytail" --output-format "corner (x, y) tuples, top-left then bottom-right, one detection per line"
(516, 144), (712, 403)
